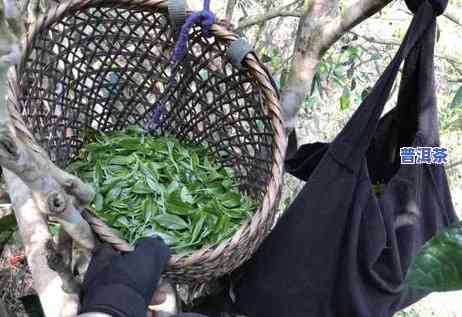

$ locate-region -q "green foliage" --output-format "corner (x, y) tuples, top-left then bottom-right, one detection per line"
(440, 105), (462, 132)
(0, 213), (16, 231)
(69, 127), (255, 254)
(312, 41), (369, 110)
(340, 87), (351, 111)
(361, 86), (372, 101)
(406, 221), (462, 291)
(0, 213), (17, 244)
(371, 183), (385, 198)
(49, 223), (62, 238)
(450, 85), (462, 108)
(304, 96), (317, 108)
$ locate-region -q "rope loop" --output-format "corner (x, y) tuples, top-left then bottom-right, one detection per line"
(172, 0), (215, 64)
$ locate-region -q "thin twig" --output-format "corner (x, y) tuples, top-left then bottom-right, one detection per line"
(443, 12), (462, 28)
(237, 1), (303, 30)
(447, 160), (462, 170)
(350, 31), (462, 67)
(225, 0), (237, 22)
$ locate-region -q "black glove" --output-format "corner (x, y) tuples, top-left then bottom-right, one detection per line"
(80, 237), (171, 317)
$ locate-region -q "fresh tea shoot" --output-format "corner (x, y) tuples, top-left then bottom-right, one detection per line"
(68, 127), (256, 253)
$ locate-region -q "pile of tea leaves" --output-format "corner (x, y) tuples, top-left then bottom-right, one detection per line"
(68, 127), (255, 253)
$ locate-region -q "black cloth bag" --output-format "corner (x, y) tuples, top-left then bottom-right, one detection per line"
(234, 1), (458, 316)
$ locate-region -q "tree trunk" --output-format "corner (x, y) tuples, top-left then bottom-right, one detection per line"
(281, 0), (339, 130)
(280, 0), (392, 130)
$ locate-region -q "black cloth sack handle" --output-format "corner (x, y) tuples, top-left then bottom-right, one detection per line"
(328, 1), (443, 170)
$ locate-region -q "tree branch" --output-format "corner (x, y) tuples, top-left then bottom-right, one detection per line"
(447, 160), (462, 170)
(398, 7), (462, 29)
(225, 0), (237, 22)
(280, 0), (393, 129)
(26, 0), (42, 25)
(3, 169), (79, 317)
(349, 30), (400, 45)
(0, 35), (95, 250)
(0, 106), (96, 249)
(237, 5), (303, 30)
(322, 0), (392, 49)
(253, 0), (276, 49)
(443, 12), (462, 27)
(351, 31), (462, 66)
(0, 1), (98, 314)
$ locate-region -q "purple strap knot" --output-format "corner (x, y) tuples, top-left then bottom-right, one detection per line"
(147, 0), (215, 131)
(172, 0), (215, 64)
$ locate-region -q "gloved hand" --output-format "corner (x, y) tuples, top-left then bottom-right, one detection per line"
(80, 237), (171, 317)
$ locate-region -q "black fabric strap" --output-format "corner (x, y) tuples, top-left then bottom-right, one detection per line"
(405, 0), (448, 15)
(330, 1), (440, 168)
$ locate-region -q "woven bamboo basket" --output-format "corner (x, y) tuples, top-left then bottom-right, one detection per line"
(9, 0), (286, 283)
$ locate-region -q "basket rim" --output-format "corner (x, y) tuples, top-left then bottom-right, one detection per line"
(14, 0), (287, 281)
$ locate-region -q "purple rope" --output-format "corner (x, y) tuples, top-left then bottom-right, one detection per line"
(172, 0), (215, 63)
(146, 0), (215, 131)
(145, 100), (167, 130)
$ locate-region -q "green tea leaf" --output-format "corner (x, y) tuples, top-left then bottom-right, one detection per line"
(110, 156), (133, 165)
(144, 197), (155, 222)
(340, 87), (351, 111)
(132, 180), (151, 194)
(167, 191), (194, 215)
(220, 192), (242, 209)
(450, 85), (462, 108)
(180, 187), (194, 204)
(0, 213), (17, 232)
(206, 181), (226, 195)
(190, 214), (206, 243)
(191, 152), (200, 168)
(145, 176), (163, 193)
(154, 214), (189, 230)
(166, 181), (179, 194)
(117, 216), (130, 227)
(107, 185), (123, 201)
(94, 193), (104, 211)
